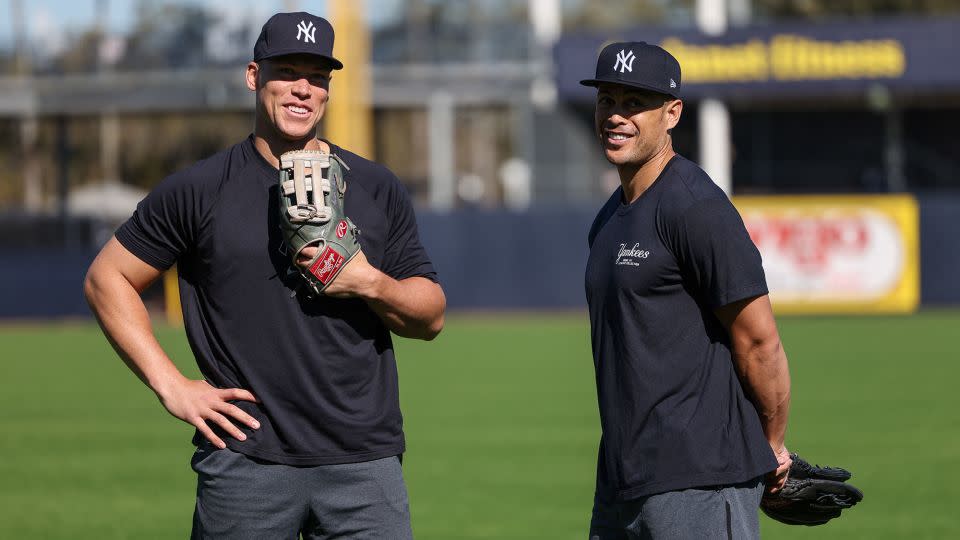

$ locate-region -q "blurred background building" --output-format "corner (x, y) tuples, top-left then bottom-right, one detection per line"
(1, 0), (958, 316)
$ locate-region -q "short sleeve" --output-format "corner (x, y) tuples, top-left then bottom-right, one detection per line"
(379, 182), (437, 282)
(588, 189), (621, 248)
(668, 197), (768, 309)
(114, 174), (204, 270)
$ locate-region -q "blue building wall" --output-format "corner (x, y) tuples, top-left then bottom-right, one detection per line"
(0, 250), (97, 318)
(416, 207), (596, 310)
(0, 196), (956, 318)
(918, 193), (960, 305)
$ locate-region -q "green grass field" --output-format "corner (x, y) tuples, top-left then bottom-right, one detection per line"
(1, 311), (958, 539)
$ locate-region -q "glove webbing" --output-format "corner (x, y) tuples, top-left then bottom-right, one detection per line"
(280, 151), (333, 224)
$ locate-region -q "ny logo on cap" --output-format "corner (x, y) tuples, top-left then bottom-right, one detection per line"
(614, 49), (636, 73)
(296, 20), (316, 44)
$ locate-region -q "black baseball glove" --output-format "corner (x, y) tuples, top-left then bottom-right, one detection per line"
(278, 150), (360, 296)
(761, 453), (864, 526)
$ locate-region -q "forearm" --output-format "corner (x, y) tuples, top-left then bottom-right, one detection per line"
(362, 274), (445, 340)
(733, 338), (791, 449)
(84, 267), (186, 397)
(306, 250), (446, 339)
(85, 238), (260, 448)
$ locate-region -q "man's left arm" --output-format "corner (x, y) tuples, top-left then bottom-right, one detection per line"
(715, 294), (792, 492)
(312, 250), (445, 340)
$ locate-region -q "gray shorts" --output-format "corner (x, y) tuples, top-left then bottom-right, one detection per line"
(589, 477), (764, 540)
(190, 444), (412, 540)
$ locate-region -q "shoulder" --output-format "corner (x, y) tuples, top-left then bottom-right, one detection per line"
(329, 143), (404, 197)
(588, 188), (622, 247)
(153, 139), (249, 199)
(660, 155), (728, 207)
(656, 155), (732, 221)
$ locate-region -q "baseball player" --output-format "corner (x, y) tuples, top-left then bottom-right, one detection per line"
(84, 12), (444, 539)
(581, 42), (792, 539)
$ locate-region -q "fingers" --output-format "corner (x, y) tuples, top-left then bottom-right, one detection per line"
(207, 411), (248, 442)
(297, 246), (320, 267)
(193, 420), (227, 449)
(171, 382), (260, 448)
(221, 387), (259, 403)
(778, 446), (792, 465)
(203, 388), (261, 440)
(764, 446), (792, 494)
(777, 450), (793, 481)
(765, 464), (790, 494)
(191, 408), (253, 449)
(214, 401), (261, 430)
(770, 471), (788, 493)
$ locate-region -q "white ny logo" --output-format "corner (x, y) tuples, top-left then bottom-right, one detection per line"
(297, 20), (316, 43)
(614, 49), (636, 73)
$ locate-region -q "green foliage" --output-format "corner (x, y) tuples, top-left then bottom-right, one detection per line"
(1, 312), (957, 539)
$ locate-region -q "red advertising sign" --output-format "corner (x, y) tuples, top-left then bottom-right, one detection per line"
(734, 195), (919, 314)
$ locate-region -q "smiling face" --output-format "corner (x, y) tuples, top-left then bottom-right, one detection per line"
(246, 54), (333, 147)
(594, 84), (682, 168)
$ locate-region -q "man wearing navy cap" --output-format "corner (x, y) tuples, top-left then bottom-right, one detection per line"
(581, 42), (793, 539)
(85, 11), (444, 539)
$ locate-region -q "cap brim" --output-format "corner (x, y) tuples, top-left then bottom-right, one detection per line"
(256, 50), (344, 70)
(579, 77), (678, 98)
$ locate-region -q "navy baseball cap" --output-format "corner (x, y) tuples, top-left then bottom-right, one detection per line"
(580, 41), (681, 98)
(254, 12), (343, 70)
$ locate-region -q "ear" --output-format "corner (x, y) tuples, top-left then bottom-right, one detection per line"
(245, 62), (259, 92)
(664, 99), (683, 130)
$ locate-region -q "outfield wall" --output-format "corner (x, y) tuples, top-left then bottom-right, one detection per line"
(417, 194), (959, 311)
(918, 194), (960, 306)
(0, 250), (97, 319)
(1, 194), (957, 318)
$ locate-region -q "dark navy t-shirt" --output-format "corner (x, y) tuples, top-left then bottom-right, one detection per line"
(116, 135), (436, 466)
(585, 155), (776, 501)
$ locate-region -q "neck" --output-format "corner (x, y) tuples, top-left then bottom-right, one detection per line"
(252, 121), (329, 168)
(618, 144), (676, 203)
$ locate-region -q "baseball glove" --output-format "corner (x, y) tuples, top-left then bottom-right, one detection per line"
(278, 150), (360, 296)
(761, 453), (864, 526)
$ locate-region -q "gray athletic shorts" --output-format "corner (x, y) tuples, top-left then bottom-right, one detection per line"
(589, 477), (764, 540)
(190, 443), (413, 540)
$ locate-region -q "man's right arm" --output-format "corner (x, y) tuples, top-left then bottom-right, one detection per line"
(84, 237), (260, 448)
(715, 294), (792, 493)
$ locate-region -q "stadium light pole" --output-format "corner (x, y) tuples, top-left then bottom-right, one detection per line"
(96, 0), (120, 187)
(695, 0), (732, 195)
(328, 0), (374, 159)
(529, 0), (560, 110)
(427, 90), (456, 210)
(509, 0), (562, 209)
(12, 0), (42, 212)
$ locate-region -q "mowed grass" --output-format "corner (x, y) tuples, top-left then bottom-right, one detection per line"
(0, 311), (957, 539)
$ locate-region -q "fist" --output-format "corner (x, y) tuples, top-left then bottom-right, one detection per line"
(296, 245), (320, 267)
(766, 445), (793, 494)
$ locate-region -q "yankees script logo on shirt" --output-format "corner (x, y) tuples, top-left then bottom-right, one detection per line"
(615, 243), (650, 266)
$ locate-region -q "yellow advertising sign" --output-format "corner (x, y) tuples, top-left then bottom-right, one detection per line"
(732, 195), (919, 314)
(661, 35), (906, 84)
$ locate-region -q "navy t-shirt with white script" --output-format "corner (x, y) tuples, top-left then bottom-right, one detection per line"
(585, 155), (776, 501)
(116, 135), (436, 466)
